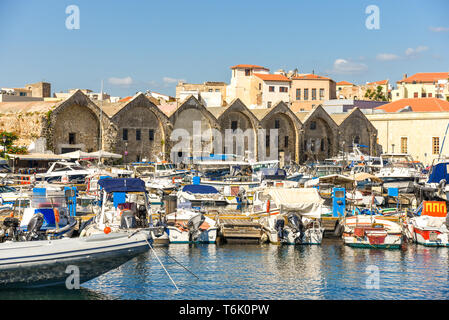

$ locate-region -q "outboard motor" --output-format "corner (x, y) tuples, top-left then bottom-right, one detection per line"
(26, 213), (44, 241)
(137, 205), (148, 227)
(274, 219), (285, 241)
(120, 210), (137, 229)
(187, 213), (205, 242)
(288, 213), (304, 243)
(0, 216), (20, 242)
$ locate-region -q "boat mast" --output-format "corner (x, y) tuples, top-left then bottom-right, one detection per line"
(438, 122), (449, 162)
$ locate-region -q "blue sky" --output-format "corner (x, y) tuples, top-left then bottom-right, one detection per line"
(1, 0), (448, 98)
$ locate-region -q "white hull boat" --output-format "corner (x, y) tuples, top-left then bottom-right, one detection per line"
(0, 229), (151, 288)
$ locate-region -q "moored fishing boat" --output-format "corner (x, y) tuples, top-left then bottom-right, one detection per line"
(406, 201), (449, 247)
(342, 213), (403, 249)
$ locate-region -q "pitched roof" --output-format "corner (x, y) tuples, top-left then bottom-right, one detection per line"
(230, 64), (269, 70)
(250, 108), (272, 120)
(291, 74), (331, 81)
(254, 73), (291, 82)
(330, 113), (350, 125)
(207, 106), (228, 119)
(376, 98), (449, 112)
(367, 80), (388, 85)
(397, 72), (449, 84)
(337, 81), (354, 86)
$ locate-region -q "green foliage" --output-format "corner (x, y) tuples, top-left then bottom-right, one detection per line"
(0, 130), (28, 158)
(364, 85), (388, 102)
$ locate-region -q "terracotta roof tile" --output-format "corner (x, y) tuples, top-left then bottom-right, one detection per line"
(376, 98), (449, 112)
(230, 64), (269, 70)
(336, 81), (354, 86)
(398, 72), (449, 84)
(254, 73), (291, 82)
(367, 80), (388, 85)
(292, 74), (331, 81)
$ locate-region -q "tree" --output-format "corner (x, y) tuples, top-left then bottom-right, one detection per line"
(364, 85), (388, 101)
(0, 131), (28, 158)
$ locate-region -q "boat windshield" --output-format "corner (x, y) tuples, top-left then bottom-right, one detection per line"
(0, 185), (16, 193)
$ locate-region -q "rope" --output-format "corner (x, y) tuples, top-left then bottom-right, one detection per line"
(144, 237), (179, 290)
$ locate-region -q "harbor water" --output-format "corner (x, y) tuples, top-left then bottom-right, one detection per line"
(2, 239), (449, 300)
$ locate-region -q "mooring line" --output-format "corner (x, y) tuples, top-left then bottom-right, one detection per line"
(144, 238), (179, 291)
(157, 247), (200, 280)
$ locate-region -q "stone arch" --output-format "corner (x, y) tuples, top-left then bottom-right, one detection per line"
(337, 108), (378, 156)
(48, 90), (113, 154)
(169, 96), (220, 161)
(258, 101), (302, 164)
(111, 93), (171, 162)
(301, 105), (338, 162)
(216, 99), (259, 160)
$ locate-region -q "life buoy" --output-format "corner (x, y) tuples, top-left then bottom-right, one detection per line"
(172, 177), (176, 184)
(54, 208), (60, 223)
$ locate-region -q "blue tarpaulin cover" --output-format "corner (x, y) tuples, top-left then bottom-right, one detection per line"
(427, 162), (449, 184)
(182, 184), (219, 194)
(98, 178), (146, 193)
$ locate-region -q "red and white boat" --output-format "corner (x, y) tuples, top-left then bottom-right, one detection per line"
(343, 214), (403, 249)
(407, 201), (449, 247)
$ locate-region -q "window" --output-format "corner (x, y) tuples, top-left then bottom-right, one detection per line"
(245, 69), (250, 76)
(304, 88), (309, 100)
(149, 129), (154, 141)
(266, 135), (270, 147)
(296, 89), (301, 100)
(428, 93), (432, 97)
(122, 129), (128, 141)
(68, 133), (76, 145)
(279, 87), (288, 93)
(312, 88), (317, 100)
(421, 93), (426, 98)
(401, 137), (408, 153)
(414, 92), (418, 98)
(433, 137), (440, 155)
(208, 89), (213, 92)
(231, 121), (238, 132)
(259, 83), (262, 90)
(320, 88), (325, 99)
(320, 138), (325, 152)
(136, 129), (141, 141)
(269, 86), (275, 92)
(267, 101), (272, 108)
(310, 121), (316, 130)
(215, 89), (220, 92)
(274, 119), (280, 129)
(284, 136), (288, 148)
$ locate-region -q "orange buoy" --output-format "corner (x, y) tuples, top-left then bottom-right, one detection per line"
(266, 200), (270, 213)
(104, 226), (111, 234)
(9, 212), (14, 218)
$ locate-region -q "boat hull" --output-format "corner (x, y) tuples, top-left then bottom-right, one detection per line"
(167, 226), (218, 244)
(412, 226), (449, 247)
(0, 231), (151, 288)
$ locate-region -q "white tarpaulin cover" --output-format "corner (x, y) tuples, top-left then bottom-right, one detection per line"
(88, 150), (122, 159)
(60, 150), (91, 159)
(262, 188), (324, 218)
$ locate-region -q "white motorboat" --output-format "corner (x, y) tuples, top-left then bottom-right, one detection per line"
(165, 203), (218, 243)
(177, 184), (230, 206)
(406, 201), (449, 247)
(375, 153), (422, 193)
(258, 188), (325, 245)
(35, 161), (94, 184)
(0, 229), (152, 288)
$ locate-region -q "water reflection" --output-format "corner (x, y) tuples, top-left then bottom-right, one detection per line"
(4, 241), (449, 300)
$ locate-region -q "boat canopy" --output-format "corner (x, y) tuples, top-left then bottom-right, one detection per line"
(260, 168), (286, 180)
(428, 162), (449, 184)
(262, 188), (324, 218)
(182, 184), (219, 194)
(98, 178), (146, 193)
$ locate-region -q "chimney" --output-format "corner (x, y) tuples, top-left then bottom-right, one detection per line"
(403, 73), (407, 79)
